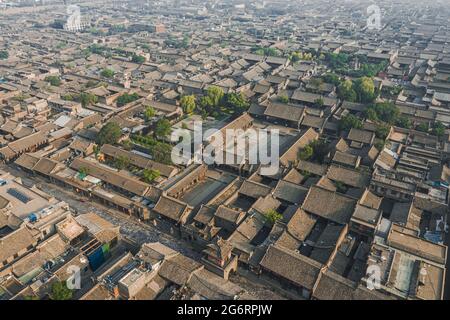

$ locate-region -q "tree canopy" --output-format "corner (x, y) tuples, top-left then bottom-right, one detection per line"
(116, 92), (139, 107)
(199, 86), (224, 117)
(278, 95), (289, 103)
(365, 102), (399, 124)
(225, 92), (250, 114)
(131, 54), (145, 64)
(78, 92), (98, 108)
(115, 155), (130, 170)
(337, 79), (357, 102)
(49, 281), (72, 300)
(180, 95), (196, 114)
(97, 122), (122, 145)
(339, 114), (363, 132)
(298, 145), (313, 161)
(154, 118), (172, 139)
(100, 68), (115, 78)
(353, 77), (376, 103)
(252, 46), (281, 57)
(264, 209), (283, 225)
(142, 169), (160, 183)
(45, 76), (61, 86)
(432, 121), (446, 138)
(144, 106), (156, 121)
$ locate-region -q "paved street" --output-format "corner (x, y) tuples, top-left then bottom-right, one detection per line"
(1, 165), (288, 298)
(1, 164), (199, 259)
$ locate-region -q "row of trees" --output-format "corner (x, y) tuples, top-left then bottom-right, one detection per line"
(116, 92), (140, 107)
(339, 101), (447, 143)
(131, 134), (173, 165)
(289, 51), (314, 62)
(62, 92), (99, 108)
(252, 46), (281, 57)
(179, 86), (250, 119)
(322, 52), (388, 78)
(95, 121), (173, 165)
(337, 77), (376, 103)
(85, 44), (146, 63)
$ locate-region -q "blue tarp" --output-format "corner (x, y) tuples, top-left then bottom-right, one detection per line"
(424, 231), (443, 244)
(87, 246), (105, 271)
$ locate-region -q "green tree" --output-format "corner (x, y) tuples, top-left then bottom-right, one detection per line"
(78, 92), (98, 108)
(290, 51), (303, 62)
(97, 122), (122, 145)
(62, 94), (74, 101)
(366, 102), (399, 124)
(121, 139), (133, 151)
(144, 106), (156, 121)
(199, 86), (224, 115)
(365, 108), (379, 122)
(49, 281), (72, 300)
(310, 139), (329, 164)
(142, 169), (160, 183)
(131, 54), (146, 64)
(375, 124), (390, 140)
(254, 48), (265, 56)
(182, 35), (190, 48)
(417, 122), (429, 133)
(78, 167), (89, 179)
(324, 52), (350, 69)
(45, 76), (61, 86)
(339, 114), (363, 132)
(180, 95), (196, 114)
(205, 86), (224, 108)
(93, 145), (100, 156)
(432, 121), (446, 138)
(264, 209), (283, 225)
(225, 92), (250, 114)
(298, 145), (313, 161)
(337, 79), (357, 102)
(322, 73), (341, 86)
(375, 140), (386, 151)
(252, 46), (281, 57)
(154, 119), (172, 139)
(334, 181), (348, 193)
(116, 93), (139, 107)
(354, 77), (376, 103)
(100, 68), (115, 78)
(115, 155), (130, 170)
(278, 95), (289, 103)
(151, 142), (172, 164)
(395, 117), (412, 129)
(0, 51), (9, 60)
